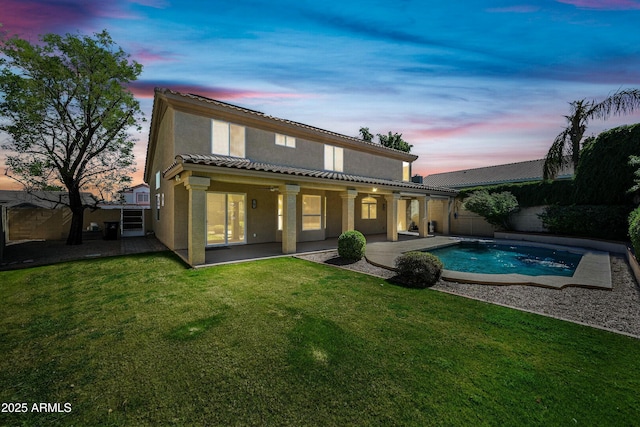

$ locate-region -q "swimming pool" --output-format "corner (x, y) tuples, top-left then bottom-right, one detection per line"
(426, 241), (583, 277)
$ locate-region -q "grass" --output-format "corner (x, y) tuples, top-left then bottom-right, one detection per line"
(1, 252), (639, 426)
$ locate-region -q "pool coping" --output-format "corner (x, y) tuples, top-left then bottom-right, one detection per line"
(365, 236), (612, 290)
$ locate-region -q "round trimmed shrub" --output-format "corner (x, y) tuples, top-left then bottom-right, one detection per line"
(338, 230), (366, 261)
(395, 251), (443, 288)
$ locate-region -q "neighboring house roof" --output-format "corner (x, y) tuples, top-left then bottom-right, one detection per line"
(423, 159), (574, 189)
(145, 88), (418, 183)
(165, 154), (458, 195)
(0, 190), (97, 209)
(121, 183), (149, 192)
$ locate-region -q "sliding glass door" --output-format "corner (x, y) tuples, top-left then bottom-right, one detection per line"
(206, 193), (246, 246)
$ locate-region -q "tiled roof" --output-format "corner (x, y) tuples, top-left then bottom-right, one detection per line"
(166, 154), (457, 195)
(423, 159), (574, 189)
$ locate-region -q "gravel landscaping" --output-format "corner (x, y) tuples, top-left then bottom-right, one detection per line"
(297, 250), (640, 339)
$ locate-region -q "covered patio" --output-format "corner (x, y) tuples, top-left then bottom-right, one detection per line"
(164, 158), (457, 267)
(181, 233), (422, 267)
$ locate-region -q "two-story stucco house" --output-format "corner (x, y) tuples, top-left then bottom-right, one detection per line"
(144, 88), (457, 266)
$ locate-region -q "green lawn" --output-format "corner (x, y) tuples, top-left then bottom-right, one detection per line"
(1, 252), (639, 426)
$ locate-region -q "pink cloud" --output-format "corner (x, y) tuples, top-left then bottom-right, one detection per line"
(0, 0), (97, 38)
(131, 47), (179, 64)
(406, 118), (546, 141)
(128, 81), (313, 101)
(556, 0), (640, 10)
(406, 122), (481, 139)
(0, 0), (148, 39)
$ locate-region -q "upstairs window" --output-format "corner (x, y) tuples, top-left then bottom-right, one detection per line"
(136, 192), (150, 204)
(403, 162), (410, 182)
(212, 120), (245, 157)
(155, 171), (161, 190)
(275, 134), (296, 148)
(361, 196), (377, 220)
(324, 145), (344, 172)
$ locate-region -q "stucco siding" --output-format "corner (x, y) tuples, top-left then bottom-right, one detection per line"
(174, 110), (212, 156)
(346, 151), (404, 181)
(354, 194), (386, 235)
(172, 184), (188, 250)
(325, 192), (343, 238)
(427, 199), (445, 234)
(172, 110), (407, 181)
(150, 108), (176, 249)
(245, 128), (324, 170)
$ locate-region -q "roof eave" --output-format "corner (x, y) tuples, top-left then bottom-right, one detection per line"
(168, 155), (456, 196)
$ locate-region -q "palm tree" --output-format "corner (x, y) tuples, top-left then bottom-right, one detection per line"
(543, 89), (640, 180)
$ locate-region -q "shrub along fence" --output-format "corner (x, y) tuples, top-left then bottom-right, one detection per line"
(450, 202), (547, 237)
(450, 201), (632, 241)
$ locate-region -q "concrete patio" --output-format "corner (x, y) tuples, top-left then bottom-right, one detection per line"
(188, 233), (419, 267)
(1, 234), (168, 270)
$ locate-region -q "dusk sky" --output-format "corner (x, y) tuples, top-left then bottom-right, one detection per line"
(1, 0), (640, 188)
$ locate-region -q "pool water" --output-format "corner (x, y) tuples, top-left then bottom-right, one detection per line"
(426, 241), (582, 277)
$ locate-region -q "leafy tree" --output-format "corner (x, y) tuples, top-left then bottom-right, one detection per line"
(463, 190), (519, 230)
(359, 127), (413, 152)
(630, 155), (640, 195)
(628, 206), (640, 255)
(377, 131), (412, 152)
(359, 127), (374, 142)
(0, 30), (144, 245)
(543, 89), (640, 180)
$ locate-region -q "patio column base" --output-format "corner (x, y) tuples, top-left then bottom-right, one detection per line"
(443, 197), (452, 235)
(417, 195), (430, 237)
(184, 176), (211, 266)
(340, 189), (357, 233)
(385, 193), (400, 242)
(280, 184), (300, 254)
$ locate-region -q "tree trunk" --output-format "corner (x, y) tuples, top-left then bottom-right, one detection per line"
(66, 187), (85, 245)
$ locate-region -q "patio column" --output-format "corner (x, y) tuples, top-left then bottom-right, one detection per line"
(340, 189), (358, 232)
(184, 176), (211, 266)
(417, 195), (430, 237)
(442, 197), (453, 235)
(385, 193), (400, 242)
(280, 184), (300, 254)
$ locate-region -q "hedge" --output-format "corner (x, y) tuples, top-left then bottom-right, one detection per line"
(539, 205), (633, 241)
(629, 206), (640, 255)
(574, 124), (640, 205)
(458, 180), (575, 207)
